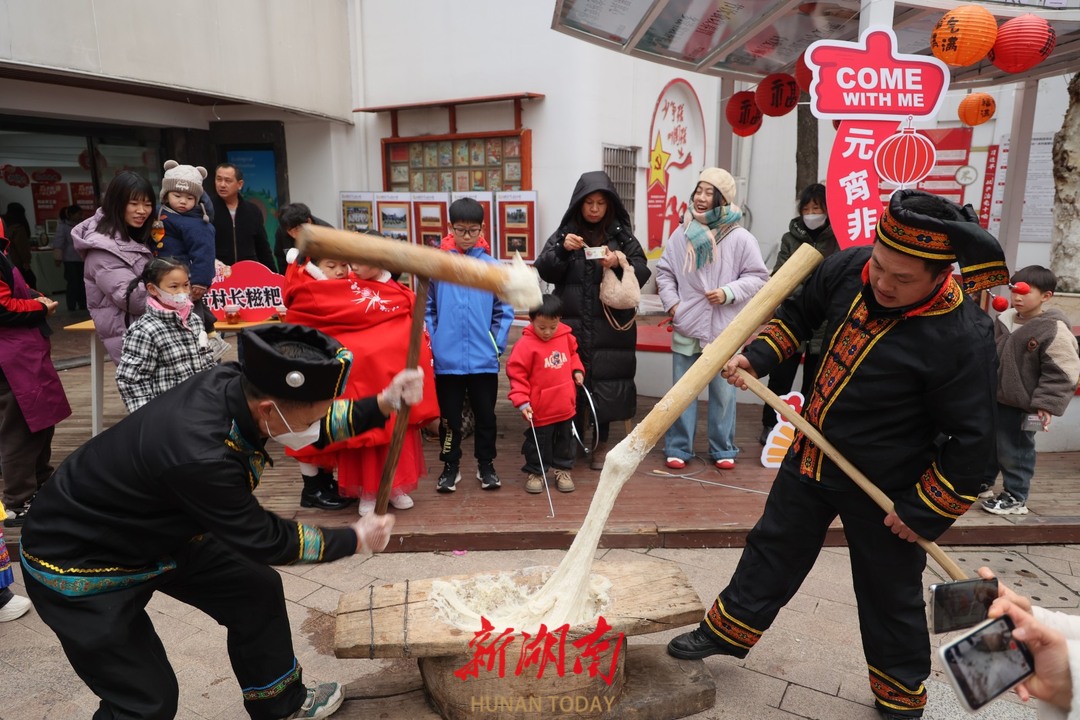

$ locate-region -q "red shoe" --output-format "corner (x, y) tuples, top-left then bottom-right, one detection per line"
(715, 459), (736, 470)
(665, 457), (686, 470)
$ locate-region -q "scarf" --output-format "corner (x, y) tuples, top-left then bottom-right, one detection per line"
(683, 204), (743, 271)
(147, 294), (192, 324)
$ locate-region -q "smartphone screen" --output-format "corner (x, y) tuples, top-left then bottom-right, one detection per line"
(930, 578), (997, 633)
(939, 615), (1035, 712)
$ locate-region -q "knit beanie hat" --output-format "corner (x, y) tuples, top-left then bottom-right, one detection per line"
(698, 168), (738, 206)
(161, 160), (207, 201)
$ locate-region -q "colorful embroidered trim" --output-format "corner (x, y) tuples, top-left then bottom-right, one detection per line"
(877, 208), (954, 261)
(703, 598), (762, 653)
(0, 537), (10, 575)
(326, 400), (355, 444)
(869, 664), (926, 711)
(796, 296), (896, 480)
(296, 524), (325, 563)
(243, 658), (302, 701)
(225, 420), (268, 491)
(20, 547), (176, 597)
(333, 348), (353, 396)
(959, 262), (1010, 295)
(916, 463), (974, 520)
(757, 319), (799, 364)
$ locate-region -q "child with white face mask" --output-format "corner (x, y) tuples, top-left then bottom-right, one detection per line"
(116, 257), (217, 412)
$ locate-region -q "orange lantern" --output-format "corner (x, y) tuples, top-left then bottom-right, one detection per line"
(930, 5), (998, 67)
(988, 14), (1056, 73)
(726, 91), (763, 137)
(755, 73), (800, 117)
(794, 52), (813, 94)
(958, 92), (997, 126)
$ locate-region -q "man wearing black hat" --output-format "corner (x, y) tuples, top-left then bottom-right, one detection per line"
(19, 324), (423, 720)
(667, 190), (1008, 720)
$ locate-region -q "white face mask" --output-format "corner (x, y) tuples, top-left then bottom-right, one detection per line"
(155, 289), (192, 311)
(802, 213), (827, 231)
(264, 402), (322, 450)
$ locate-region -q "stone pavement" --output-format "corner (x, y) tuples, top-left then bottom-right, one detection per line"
(3, 540), (1078, 719)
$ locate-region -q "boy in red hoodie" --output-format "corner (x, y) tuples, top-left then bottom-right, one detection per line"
(507, 295), (585, 494)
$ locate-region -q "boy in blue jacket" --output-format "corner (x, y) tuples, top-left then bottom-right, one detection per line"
(426, 198), (513, 492)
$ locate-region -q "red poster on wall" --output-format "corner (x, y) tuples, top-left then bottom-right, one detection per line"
(31, 182), (71, 221)
(410, 193), (450, 249)
(494, 191), (537, 262)
(70, 182), (97, 213)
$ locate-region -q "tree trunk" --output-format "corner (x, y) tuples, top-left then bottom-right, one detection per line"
(795, 98), (819, 197)
(1050, 72), (1080, 292)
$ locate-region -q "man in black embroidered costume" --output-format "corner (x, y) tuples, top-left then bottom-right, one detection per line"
(667, 190), (1008, 719)
(20, 324), (423, 720)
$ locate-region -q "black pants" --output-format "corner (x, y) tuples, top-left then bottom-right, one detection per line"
(521, 418), (574, 474)
(63, 261), (86, 310)
(194, 300), (217, 334)
(435, 373), (499, 465)
(0, 368), (54, 508)
(760, 351), (820, 429)
(702, 464), (930, 716)
(24, 536), (306, 720)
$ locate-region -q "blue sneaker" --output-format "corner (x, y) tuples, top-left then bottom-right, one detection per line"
(285, 682), (343, 719)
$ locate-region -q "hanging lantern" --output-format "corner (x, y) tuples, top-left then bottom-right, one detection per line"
(929, 5), (998, 67)
(794, 52), (813, 94)
(874, 122), (937, 188)
(988, 14), (1056, 73)
(958, 92), (997, 126)
(726, 91), (763, 137)
(755, 73), (800, 117)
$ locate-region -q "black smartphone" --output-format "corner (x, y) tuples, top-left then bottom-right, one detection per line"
(938, 615), (1035, 712)
(929, 577), (997, 634)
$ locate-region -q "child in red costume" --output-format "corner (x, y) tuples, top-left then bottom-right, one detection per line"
(506, 295), (585, 494)
(283, 249), (439, 515)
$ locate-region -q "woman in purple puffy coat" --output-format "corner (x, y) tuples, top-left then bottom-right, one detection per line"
(72, 172), (156, 364)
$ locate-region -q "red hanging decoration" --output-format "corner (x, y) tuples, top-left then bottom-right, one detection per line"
(874, 120), (937, 188)
(957, 93), (996, 126)
(988, 14), (1056, 73)
(930, 5), (998, 67)
(755, 73), (800, 117)
(794, 52), (813, 94)
(726, 91), (763, 137)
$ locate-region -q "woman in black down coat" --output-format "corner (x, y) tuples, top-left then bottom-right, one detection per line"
(534, 171), (651, 469)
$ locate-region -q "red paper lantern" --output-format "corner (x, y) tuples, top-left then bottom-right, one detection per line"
(988, 14), (1056, 73)
(794, 52), (813, 94)
(755, 73), (800, 117)
(874, 126), (936, 188)
(930, 5), (998, 67)
(726, 91), (763, 137)
(958, 92), (996, 126)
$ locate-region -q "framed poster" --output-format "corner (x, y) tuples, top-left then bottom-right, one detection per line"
(410, 193), (449, 243)
(374, 192), (413, 244)
(451, 191), (495, 257)
(382, 131), (532, 193)
(494, 191), (538, 262)
(340, 191), (374, 233)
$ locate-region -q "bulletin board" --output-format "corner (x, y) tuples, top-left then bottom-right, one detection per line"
(411, 193), (450, 249)
(382, 130), (532, 194)
(451, 191), (495, 257)
(374, 192), (413, 243)
(494, 191), (538, 262)
(340, 191), (374, 233)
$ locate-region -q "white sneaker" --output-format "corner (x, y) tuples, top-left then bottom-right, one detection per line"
(977, 486), (996, 500)
(358, 499), (376, 516)
(0, 594), (32, 622)
(390, 492), (414, 510)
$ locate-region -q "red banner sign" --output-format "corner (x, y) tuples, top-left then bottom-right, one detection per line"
(205, 260), (284, 322)
(31, 182), (71, 221)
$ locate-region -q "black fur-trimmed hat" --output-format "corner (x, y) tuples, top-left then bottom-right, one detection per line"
(238, 324), (352, 402)
(876, 189), (1009, 294)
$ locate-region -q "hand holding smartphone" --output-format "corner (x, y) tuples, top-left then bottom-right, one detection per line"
(930, 577), (998, 634)
(939, 615), (1035, 712)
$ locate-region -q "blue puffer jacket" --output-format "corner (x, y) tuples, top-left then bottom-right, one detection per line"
(156, 199), (215, 287)
(425, 247), (513, 375)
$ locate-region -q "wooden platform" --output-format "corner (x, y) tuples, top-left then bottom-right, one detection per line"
(31, 326), (1080, 553)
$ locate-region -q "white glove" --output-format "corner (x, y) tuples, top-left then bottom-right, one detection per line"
(381, 368), (424, 410)
(353, 512), (395, 555)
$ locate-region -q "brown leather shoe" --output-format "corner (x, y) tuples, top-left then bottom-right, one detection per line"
(590, 442), (607, 471)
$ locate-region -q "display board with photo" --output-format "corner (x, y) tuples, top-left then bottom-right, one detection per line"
(494, 191), (538, 263)
(410, 192), (449, 249)
(382, 131), (530, 193)
(340, 191), (374, 233)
